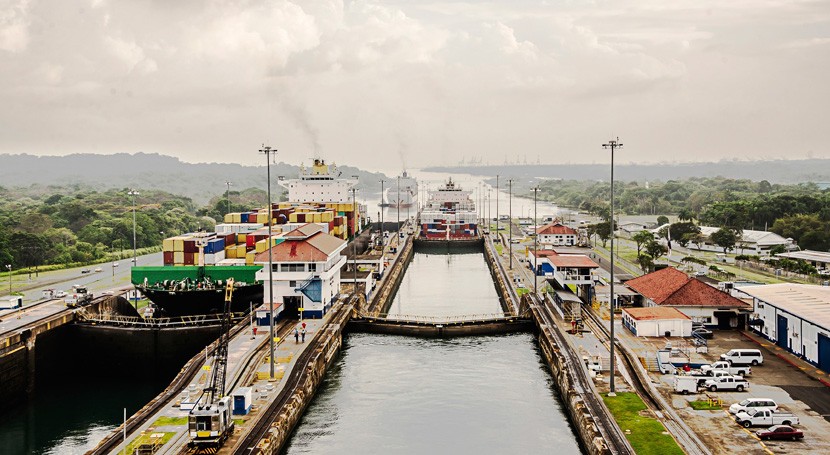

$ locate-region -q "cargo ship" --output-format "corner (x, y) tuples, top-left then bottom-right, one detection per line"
(381, 170), (418, 209)
(133, 265), (263, 317)
(418, 178), (478, 240)
(132, 158), (366, 317)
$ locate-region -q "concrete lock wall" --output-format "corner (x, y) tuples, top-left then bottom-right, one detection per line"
(370, 236), (414, 315)
(252, 301), (354, 454)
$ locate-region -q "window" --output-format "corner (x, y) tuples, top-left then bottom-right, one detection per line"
(309, 263), (317, 272)
(289, 281), (296, 287)
(281, 264), (304, 272)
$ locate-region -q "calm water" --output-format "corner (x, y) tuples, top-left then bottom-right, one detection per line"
(388, 251), (503, 317)
(284, 250), (583, 454)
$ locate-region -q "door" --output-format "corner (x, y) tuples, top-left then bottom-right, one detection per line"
(818, 333), (830, 372)
(777, 315), (788, 349)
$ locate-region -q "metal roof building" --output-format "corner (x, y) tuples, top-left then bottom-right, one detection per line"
(738, 284), (830, 371)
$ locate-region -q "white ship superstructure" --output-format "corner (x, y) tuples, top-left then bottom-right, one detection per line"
(419, 178), (478, 240)
(279, 159), (358, 203)
(383, 171), (418, 208)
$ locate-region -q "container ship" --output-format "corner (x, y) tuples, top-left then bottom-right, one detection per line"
(418, 178), (478, 240)
(381, 170), (418, 209)
(132, 158), (365, 317)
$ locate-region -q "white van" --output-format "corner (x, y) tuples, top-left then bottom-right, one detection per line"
(729, 398), (778, 415)
(720, 349), (764, 366)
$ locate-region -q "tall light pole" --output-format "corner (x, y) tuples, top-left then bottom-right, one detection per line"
(602, 137), (622, 395)
(396, 176), (401, 235)
(495, 175), (499, 239)
(128, 189), (139, 267)
(351, 187), (358, 294)
(6, 264), (11, 295)
(259, 145), (277, 379)
(379, 179), (385, 256)
(508, 179), (514, 269)
(225, 181), (232, 216)
(532, 186), (540, 296)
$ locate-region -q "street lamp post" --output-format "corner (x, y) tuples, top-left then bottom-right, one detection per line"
(508, 179), (514, 269)
(396, 176), (401, 234)
(259, 145), (277, 379)
(379, 179), (385, 257)
(128, 189), (140, 267)
(495, 175), (499, 239)
(6, 265), (11, 295)
(351, 188), (358, 294)
(225, 181), (232, 216)
(532, 187), (540, 296)
(602, 137), (623, 395)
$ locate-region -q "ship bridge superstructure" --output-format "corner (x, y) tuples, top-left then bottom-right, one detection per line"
(279, 159), (358, 204)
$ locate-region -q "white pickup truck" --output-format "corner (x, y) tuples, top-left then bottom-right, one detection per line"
(703, 375), (749, 392)
(701, 361), (751, 376)
(735, 409), (799, 428)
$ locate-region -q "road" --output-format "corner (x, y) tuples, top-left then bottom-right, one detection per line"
(1, 252), (162, 306)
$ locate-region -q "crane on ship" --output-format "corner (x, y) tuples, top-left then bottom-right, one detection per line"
(187, 278), (236, 452)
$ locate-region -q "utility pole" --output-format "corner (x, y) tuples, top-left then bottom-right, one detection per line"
(225, 181), (232, 216)
(396, 176), (401, 235)
(351, 187), (358, 294)
(495, 175), (499, 240)
(487, 188), (491, 235)
(259, 145), (277, 379)
(508, 179), (514, 269)
(379, 179), (385, 256)
(532, 186), (540, 296)
(128, 189), (140, 270)
(602, 137), (623, 395)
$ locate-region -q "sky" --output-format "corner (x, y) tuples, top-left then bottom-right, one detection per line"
(1, 0), (829, 172)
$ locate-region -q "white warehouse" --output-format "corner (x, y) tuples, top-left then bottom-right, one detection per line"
(738, 284), (830, 371)
(622, 307), (693, 337)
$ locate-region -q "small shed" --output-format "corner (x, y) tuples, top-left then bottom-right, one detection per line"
(232, 387), (253, 415)
(622, 307), (692, 337)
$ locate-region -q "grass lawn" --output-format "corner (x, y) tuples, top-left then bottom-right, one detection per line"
(603, 392), (684, 455)
(516, 288), (529, 297)
(689, 400), (722, 411)
(495, 244), (503, 255)
(124, 431), (175, 454)
(152, 416), (187, 426)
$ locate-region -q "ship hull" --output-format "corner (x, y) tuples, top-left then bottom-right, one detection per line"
(137, 284), (263, 317)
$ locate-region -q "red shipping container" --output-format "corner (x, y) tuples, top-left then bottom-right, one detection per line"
(246, 235), (256, 248)
(163, 251), (174, 264)
(183, 240), (197, 253)
(183, 253), (195, 265)
(225, 233), (236, 246)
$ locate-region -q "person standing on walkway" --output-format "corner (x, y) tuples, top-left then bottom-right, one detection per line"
(301, 328), (306, 343)
(294, 327), (299, 343)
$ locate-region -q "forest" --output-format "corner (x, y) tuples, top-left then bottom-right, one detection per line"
(0, 184), (283, 271)
(530, 177), (830, 251)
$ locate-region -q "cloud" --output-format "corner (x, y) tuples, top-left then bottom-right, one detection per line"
(104, 35), (158, 74)
(0, 0), (31, 53)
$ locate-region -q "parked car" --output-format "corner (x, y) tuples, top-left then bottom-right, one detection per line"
(755, 425), (804, 441)
(54, 290), (67, 298)
(113, 262), (119, 267)
(692, 327), (714, 339)
(729, 398), (777, 415)
(701, 361), (751, 376)
(704, 375), (749, 392)
(721, 349), (764, 366)
(94, 267), (102, 273)
(80, 269), (91, 274)
(735, 409), (798, 428)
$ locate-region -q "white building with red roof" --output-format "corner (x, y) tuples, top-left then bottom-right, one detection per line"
(254, 223), (347, 319)
(625, 267), (751, 329)
(536, 222), (578, 247)
(622, 307), (693, 337)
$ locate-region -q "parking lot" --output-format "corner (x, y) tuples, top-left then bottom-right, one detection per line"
(637, 330), (830, 454)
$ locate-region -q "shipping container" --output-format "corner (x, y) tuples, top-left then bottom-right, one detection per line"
(174, 251), (185, 263)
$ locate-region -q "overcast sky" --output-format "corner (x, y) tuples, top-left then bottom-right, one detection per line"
(1, 0), (828, 171)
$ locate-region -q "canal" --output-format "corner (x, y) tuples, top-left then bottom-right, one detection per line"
(283, 250), (583, 454)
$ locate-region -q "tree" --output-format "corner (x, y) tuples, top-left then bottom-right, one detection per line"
(644, 239), (668, 262)
(677, 208), (694, 222)
(590, 222), (612, 248)
(656, 215), (669, 226)
(668, 222), (701, 247)
(631, 231), (654, 257)
(710, 228), (737, 253)
(637, 254), (655, 272)
(685, 232), (707, 251)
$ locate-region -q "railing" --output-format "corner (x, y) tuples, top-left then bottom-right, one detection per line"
(361, 312), (514, 324)
(75, 311), (244, 327)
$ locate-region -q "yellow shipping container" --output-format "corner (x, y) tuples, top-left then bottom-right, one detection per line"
(237, 233), (247, 244)
(289, 213), (298, 223)
(193, 253), (200, 264)
(173, 238), (185, 252)
(162, 237), (176, 252)
(223, 213), (233, 223)
(246, 250), (256, 265)
(255, 238), (267, 253)
(321, 211), (333, 222)
(173, 251), (185, 263)
(232, 213), (242, 223)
